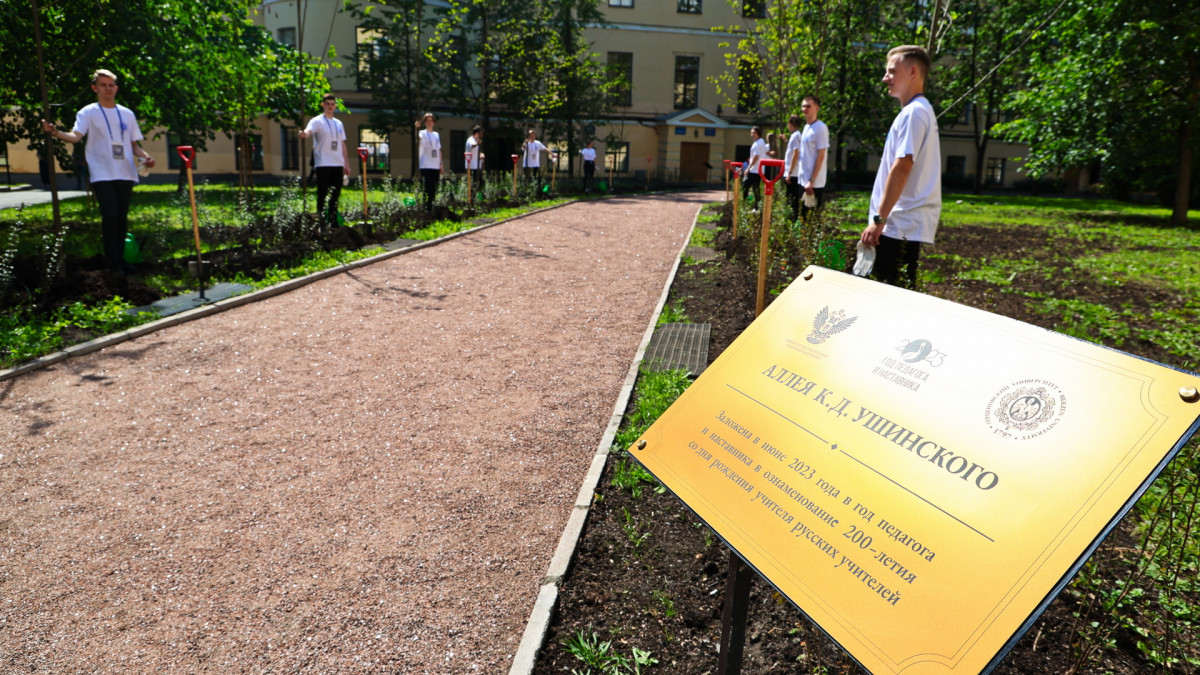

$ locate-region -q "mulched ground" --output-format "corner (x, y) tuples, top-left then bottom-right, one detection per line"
(533, 200), (1195, 674)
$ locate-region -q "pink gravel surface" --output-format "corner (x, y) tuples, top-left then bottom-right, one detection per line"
(0, 191), (719, 673)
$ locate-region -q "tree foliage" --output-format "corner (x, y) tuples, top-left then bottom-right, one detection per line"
(997, 0), (1199, 223)
(710, 0), (912, 186)
(1, 0), (328, 192)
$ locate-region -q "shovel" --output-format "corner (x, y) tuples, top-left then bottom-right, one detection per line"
(755, 158), (785, 317)
(176, 145), (207, 301)
(357, 147), (372, 231)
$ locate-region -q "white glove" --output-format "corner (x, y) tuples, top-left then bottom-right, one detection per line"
(803, 191), (817, 208)
(853, 241), (875, 277)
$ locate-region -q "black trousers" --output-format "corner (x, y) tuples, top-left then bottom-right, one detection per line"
(874, 234), (922, 288)
(583, 161), (595, 191)
(92, 179), (134, 273)
(741, 172), (761, 204)
(315, 166), (343, 224)
(420, 169), (440, 212)
(786, 177), (800, 219)
(469, 169), (484, 193)
(801, 187), (826, 223)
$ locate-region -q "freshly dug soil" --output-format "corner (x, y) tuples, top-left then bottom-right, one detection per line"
(0, 191), (717, 673)
(533, 201), (1196, 674)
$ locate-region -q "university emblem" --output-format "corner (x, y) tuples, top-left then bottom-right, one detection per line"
(986, 380), (1066, 439)
(807, 306), (857, 344)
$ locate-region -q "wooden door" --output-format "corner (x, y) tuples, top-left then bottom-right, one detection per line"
(680, 142), (710, 183)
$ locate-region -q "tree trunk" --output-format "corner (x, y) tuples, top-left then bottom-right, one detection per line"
(1172, 63), (1199, 226)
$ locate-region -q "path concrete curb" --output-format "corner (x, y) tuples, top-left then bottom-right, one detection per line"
(507, 197), (709, 674)
(0, 200), (574, 383)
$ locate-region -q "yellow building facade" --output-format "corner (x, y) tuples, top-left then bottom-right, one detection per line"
(4, 0), (1038, 190)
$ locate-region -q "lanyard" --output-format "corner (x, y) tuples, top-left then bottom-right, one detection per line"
(100, 106), (125, 141)
(322, 115), (336, 142)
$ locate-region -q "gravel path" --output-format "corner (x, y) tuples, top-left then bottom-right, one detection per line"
(0, 191), (719, 673)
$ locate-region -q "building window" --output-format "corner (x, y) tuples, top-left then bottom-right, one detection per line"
(742, 0), (766, 18)
(281, 127), (300, 171)
(986, 157), (1006, 185)
(277, 27), (296, 49)
(356, 27), (387, 92)
(737, 58), (760, 114)
(609, 0), (633, 6)
(235, 134), (264, 171)
(448, 130), (467, 173)
(956, 102), (975, 126)
(606, 142), (629, 173)
(674, 55), (700, 109)
(166, 134), (194, 171)
(946, 155), (966, 177)
(607, 52), (633, 107)
(678, 0), (701, 12)
(359, 128), (390, 173)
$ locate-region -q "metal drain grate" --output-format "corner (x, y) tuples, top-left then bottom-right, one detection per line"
(643, 322), (711, 376)
(126, 282), (254, 318)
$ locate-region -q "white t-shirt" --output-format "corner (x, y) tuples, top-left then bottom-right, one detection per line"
(746, 138), (768, 175)
(869, 96), (942, 244)
(580, 147), (596, 162)
(799, 120), (830, 188)
(418, 129), (442, 170)
(72, 103), (143, 183)
(784, 130), (802, 179)
(522, 140), (546, 168)
(304, 114), (346, 168)
(465, 135), (482, 170)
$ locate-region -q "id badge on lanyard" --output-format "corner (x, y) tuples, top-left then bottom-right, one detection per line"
(102, 106), (127, 161)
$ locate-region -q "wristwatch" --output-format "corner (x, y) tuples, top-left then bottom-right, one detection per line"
(873, 214), (885, 226)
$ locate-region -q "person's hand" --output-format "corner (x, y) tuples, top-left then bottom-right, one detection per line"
(861, 222), (883, 246)
(143, 155), (156, 168)
(298, 129), (309, 139)
(41, 119), (56, 134)
(804, 182), (814, 195)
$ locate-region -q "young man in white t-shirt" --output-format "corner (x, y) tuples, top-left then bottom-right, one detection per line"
(465, 125), (485, 192)
(580, 141), (597, 193)
(861, 45), (942, 288)
(799, 95), (830, 223)
(41, 69), (156, 275)
(741, 126), (767, 206)
(784, 115), (803, 220)
(300, 94), (350, 225)
(416, 112), (444, 214)
(521, 130), (548, 183)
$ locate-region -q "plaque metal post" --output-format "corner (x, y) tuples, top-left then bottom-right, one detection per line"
(717, 549), (753, 675)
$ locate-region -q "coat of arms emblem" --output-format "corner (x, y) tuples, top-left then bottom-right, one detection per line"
(807, 306), (857, 344)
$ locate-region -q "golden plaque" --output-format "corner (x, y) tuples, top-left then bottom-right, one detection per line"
(631, 267), (1200, 674)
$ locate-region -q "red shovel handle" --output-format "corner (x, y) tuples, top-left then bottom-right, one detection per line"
(759, 158), (785, 195)
(357, 147), (369, 162)
(176, 145), (195, 169)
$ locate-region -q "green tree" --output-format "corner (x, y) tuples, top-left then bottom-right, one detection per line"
(532, 0), (616, 176)
(999, 0), (1199, 224)
(934, 0), (1038, 194)
(428, 0), (556, 163)
(711, 0), (908, 187)
(344, 0), (438, 177)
